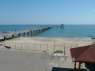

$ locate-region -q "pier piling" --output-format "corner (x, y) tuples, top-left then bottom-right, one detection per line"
(0, 26), (52, 42)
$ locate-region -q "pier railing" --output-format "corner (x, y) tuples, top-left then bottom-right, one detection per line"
(0, 26), (52, 41)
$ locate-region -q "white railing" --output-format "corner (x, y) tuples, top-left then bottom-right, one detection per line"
(1, 40), (80, 55)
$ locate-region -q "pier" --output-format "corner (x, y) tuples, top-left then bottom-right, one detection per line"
(0, 26), (52, 42)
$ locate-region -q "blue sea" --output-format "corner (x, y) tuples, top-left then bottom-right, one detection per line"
(38, 25), (95, 37)
(0, 24), (40, 33)
(0, 24), (95, 37)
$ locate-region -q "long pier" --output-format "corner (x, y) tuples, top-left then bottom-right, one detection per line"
(0, 26), (52, 42)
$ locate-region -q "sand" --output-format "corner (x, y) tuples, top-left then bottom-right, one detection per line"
(0, 37), (93, 71)
(2, 37), (93, 53)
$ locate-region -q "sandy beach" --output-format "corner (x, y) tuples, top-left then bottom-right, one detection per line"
(0, 37), (93, 71)
(2, 37), (93, 53)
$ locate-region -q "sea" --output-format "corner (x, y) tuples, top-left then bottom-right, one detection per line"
(0, 24), (95, 37)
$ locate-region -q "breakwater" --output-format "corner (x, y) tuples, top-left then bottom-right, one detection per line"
(0, 26), (52, 41)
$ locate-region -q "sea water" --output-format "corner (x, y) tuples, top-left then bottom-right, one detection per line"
(0, 24), (95, 37)
(38, 24), (95, 37)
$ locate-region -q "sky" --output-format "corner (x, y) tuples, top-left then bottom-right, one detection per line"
(0, 0), (95, 25)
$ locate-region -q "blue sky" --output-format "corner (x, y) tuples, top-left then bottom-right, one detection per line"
(0, 0), (95, 25)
